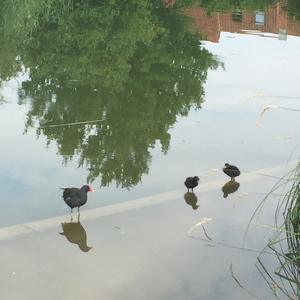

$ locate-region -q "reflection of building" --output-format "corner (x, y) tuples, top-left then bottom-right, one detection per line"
(185, 2), (300, 42)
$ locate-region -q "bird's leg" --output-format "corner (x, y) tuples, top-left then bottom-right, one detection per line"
(78, 207), (81, 221)
(192, 188), (193, 192)
(70, 214), (73, 223)
(77, 212), (80, 223)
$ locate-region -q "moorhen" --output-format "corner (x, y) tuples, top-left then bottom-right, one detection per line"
(61, 185), (94, 212)
(184, 176), (200, 192)
(223, 163), (240, 181)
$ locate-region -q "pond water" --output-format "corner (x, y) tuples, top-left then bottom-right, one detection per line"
(0, 1), (300, 299)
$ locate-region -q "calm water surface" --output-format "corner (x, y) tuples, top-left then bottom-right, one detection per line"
(0, 1), (300, 299)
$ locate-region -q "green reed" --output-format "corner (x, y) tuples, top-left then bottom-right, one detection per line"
(257, 162), (300, 299)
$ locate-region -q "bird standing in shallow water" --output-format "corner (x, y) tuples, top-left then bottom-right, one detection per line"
(223, 163), (240, 181)
(184, 176), (199, 192)
(61, 185), (94, 213)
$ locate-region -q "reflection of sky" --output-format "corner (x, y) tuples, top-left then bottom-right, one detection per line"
(0, 33), (299, 227)
(203, 32), (300, 106)
(0, 179), (281, 300)
(152, 33), (300, 187)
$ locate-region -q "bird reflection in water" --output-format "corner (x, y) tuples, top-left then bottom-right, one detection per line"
(184, 192), (199, 210)
(59, 215), (92, 252)
(222, 180), (240, 198)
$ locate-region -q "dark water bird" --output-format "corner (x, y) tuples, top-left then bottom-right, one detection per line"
(184, 192), (199, 210)
(61, 185), (94, 212)
(184, 176), (200, 192)
(60, 217), (92, 252)
(223, 163), (240, 181)
(222, 180), (240, 198)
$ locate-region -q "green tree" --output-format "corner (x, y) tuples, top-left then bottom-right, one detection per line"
(285, 0), (300, 20)
(1, 1), (220, 188)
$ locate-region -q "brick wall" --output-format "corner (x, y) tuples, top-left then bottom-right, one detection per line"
(185, 2), (300, 42)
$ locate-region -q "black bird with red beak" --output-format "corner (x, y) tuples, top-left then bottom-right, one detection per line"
(61, 185), (94, 212)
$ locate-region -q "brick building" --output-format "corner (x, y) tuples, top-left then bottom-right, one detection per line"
(185, 2), (300, 42)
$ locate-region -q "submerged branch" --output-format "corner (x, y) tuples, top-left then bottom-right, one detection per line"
(230, 263), (263, 300)
(257, 106), (300, 126)
(40, 119), (105, 128)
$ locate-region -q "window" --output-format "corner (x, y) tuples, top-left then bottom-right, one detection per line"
(255, 12), (265, 25)
(232, 11), (243, 22)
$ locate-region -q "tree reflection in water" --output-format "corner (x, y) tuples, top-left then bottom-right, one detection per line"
(0, 1), (220, 188)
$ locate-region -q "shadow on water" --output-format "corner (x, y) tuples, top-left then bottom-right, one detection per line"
(184, 192), (199, 210)
(222, 181), (240, 198)
(0, 0), (220, 189)
(60, 215), (92, 253)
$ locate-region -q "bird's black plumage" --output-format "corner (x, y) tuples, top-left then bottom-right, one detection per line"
(223, 163), (240, 181)
(184, 176), (199, 192)
(61, 185), (93, 212)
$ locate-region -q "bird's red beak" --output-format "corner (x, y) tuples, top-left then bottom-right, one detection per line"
(88, 185), (94, 192)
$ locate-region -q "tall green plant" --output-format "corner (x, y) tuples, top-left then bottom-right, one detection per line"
(257, 162), (300, 299)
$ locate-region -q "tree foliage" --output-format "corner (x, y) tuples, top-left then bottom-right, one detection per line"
(285, 0), (300, 20)
(1, 1), (220, 188)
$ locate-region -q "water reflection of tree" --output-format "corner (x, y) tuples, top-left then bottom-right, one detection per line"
(0, 1), (220, 188)
(285, 0), (300, 20)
